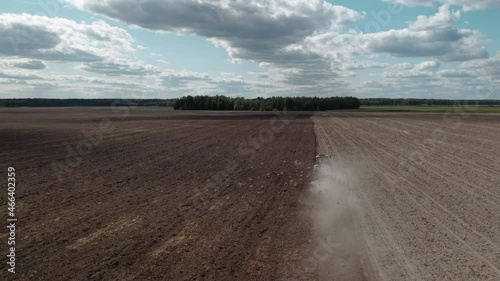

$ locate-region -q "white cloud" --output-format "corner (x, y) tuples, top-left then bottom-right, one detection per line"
(0, 58), (47, 69)
(299, 6), (487, 63)
(435, 54), (500, 87)
(62, 1), (492, 96)
(368, 56), (500, 99)
(457, 56), (500, 89)
(0, 13), (134, 62)
(343, 61), (389, 70)
(438, 69), (475, 78)
(415, 60), (441, 71)
(384, 0), (500, 11)
(360, 6), (487, 61)
(68, 0), (362, 35)
(160, 71), (211, 88)
(0, 69), (44, 80)
(13, 59), (47, 70)
(79, 59), (161, 76)
(67, 0), (363, 87)
(0, 2), (497, 99)
(409, 5), (460, 30)
(384, 60), (441, 78)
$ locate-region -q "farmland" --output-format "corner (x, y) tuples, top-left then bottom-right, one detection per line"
(1, 108), (500, 281)
(347, 105), (500, 113)
(313, 112), (500, 281)
(0, 108), (315, 280)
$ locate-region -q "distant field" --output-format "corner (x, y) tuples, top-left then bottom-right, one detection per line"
(343, 105), (500, 113)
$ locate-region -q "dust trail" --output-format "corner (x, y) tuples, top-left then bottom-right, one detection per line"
(306, 159), (373, 281)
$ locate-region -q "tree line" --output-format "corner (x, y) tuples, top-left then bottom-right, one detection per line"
(360, 98), (500, 106)
(2, 97), (498, 109)
(0, 99), (176, 107)
(173, 95), (361, 111)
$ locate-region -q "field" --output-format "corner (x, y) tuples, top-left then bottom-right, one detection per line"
(0, 108), (315, 280)
(344, 105), (500, 113)
(314, 112), (500, 281)
(1, 108), (500, 281)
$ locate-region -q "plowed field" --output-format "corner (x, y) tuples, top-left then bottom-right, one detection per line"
(2, 109), (499, 281)
(0, 108), (315, 280)
(313, 112), (500, 281)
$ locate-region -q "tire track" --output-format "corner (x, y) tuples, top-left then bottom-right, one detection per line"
(334, 117), (500, 247)
(312, 113), (500, 281)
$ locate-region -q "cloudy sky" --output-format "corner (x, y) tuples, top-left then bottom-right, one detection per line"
(1, 0), (499, 99)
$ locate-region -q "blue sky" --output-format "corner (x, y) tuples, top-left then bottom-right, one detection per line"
(0, 0), (499, 99)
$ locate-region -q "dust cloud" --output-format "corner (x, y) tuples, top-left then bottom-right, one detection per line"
(305, 159), (372, 280)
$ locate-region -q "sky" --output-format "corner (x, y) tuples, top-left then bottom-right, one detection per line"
(0, 0), (499, 99)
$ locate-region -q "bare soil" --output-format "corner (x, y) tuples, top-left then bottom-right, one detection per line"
(2, 109), (499, 281)
(313, 112), (500, 281)
(0, 108), (316, 281)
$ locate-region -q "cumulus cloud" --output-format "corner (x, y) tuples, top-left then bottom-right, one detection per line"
(69, 0), (362, 36)
(79, 59), (161, 76)
(160, 71), (211, 88)
(438, 69), (475, 78)
(432, 53), (500, 86)
(0, 69), (44, 80)
(1, 1), (497, 99)
(384, 0), (500, 11)
(415, 60), (441, 71)
(343, 61), (389, 70)
(0, 13), (134, 62)
(384, 60), (441, 78)
(371, 55), (500, 99)
(67, 0), (363, 86)
(0, 58), (47, 70)
(300, 5), (487, 63)
(13, 59), (47, 69)
(455, 56), (500, 86)
(64, 0), (491, 94)
(361, 6), (487, 61)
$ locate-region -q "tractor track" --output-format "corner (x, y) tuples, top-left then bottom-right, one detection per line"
(312, 112), (500, 281)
